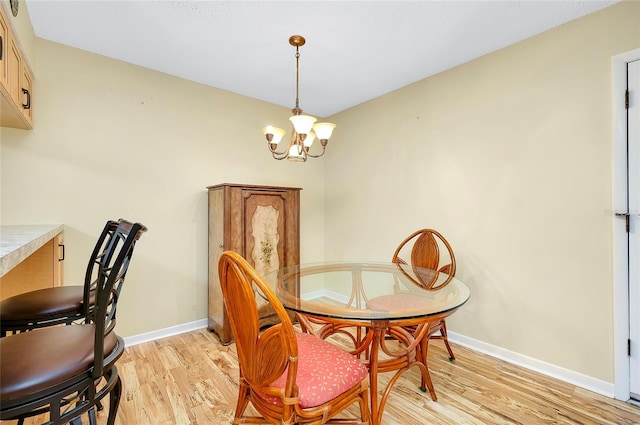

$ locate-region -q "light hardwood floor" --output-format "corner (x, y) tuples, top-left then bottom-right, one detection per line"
(14, 328), (640, 424)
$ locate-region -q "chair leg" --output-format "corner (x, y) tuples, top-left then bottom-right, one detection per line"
(70, 417), (83, 425)
(418, 336), (437, 401)
(438, 320), (455, 361)
(234, 380), (251, 423)
(106, 375), (122, 425)
(358, 382), (371, 424)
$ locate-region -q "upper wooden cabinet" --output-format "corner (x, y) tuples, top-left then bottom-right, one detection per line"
(0, 6), (8, 88)
(0, 5), (33, 130)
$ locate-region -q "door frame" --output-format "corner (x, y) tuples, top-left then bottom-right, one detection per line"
(612, 48), (640, 401)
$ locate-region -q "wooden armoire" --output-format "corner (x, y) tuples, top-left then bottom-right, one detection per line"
(207, 183), (301, 344)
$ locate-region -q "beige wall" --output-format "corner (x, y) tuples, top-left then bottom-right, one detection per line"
(0, 39), (326, 337)
(324, 1), (639, 382)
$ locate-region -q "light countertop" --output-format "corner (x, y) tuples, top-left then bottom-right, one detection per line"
(0, 224), (64, 277)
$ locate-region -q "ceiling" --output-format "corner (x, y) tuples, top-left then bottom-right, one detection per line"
(25, 0), (619, 117)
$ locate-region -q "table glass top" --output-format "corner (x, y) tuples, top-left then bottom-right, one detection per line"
(263, 262), (470, 322)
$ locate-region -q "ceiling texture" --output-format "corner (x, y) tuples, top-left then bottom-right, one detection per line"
(25, 0), (620, 117)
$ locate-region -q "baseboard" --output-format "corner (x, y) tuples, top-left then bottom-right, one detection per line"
(123, 319), (208, 347)
(122, 320), (614, 398)
(448, 331), (615, 398)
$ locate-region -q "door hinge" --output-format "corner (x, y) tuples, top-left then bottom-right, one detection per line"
(629, 339), (632, 356)
(625, 89), (630, 109)
(625, 214), (630, 233)
(615, 212), (630, 232)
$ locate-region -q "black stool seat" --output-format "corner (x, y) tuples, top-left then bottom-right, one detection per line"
(0, 286), (85, 324)
(0, 325), (119, 406)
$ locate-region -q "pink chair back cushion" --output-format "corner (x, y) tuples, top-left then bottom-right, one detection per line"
(263, 332), (368, 408)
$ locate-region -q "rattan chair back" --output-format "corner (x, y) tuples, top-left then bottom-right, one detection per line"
(392, 228), (456, 289)
(218, 251), (371, 425)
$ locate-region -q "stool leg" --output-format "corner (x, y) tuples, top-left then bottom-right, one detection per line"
(88, 407), (98, 425)
(107, 375), (122, 425)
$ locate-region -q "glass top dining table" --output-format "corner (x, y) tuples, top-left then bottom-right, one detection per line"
(263, 261), (470, 425)
(263, 261), (470, 323)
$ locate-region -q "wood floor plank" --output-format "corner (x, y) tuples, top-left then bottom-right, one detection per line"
(11, 328), (640, 424)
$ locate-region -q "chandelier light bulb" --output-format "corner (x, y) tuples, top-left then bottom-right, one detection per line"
(289, 114), (317, 135)
(288, 144), (306, 162)
(262, 126), (286, 145)
(304, 131), (316, 148)
(312, 122), (336, 141)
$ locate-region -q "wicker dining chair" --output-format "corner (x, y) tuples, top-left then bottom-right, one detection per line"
(0, 219), (147, 425)
(218, 251), (371, 425)
(391, 228), (457, 401)
(1, 219), (122, 337)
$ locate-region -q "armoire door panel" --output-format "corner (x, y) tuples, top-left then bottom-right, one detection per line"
(243, 192), (287, 276)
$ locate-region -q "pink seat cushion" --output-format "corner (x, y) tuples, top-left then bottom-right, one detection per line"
(265, 332), (368, 408)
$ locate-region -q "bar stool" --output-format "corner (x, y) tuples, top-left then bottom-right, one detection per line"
(0, 219), (147, 425)
(0, 220), (119, 337)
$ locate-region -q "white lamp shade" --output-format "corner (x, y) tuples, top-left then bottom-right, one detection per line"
(288, 144), (305, 161)
(313, 122), (336, 140)
(289, 114), (317, 135)
(303, 131), (316, 147)
(262, 126), (286, 144)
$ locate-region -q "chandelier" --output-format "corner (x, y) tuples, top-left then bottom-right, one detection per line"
(262, 35), (336, 162)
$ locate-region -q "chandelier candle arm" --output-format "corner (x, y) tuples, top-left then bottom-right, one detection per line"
(262, 35), (336, 162)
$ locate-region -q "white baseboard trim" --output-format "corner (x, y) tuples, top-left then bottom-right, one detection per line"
(123, 319), (208, 347)
(448, 331), (614, 398)
(121, 320), (614, 398)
